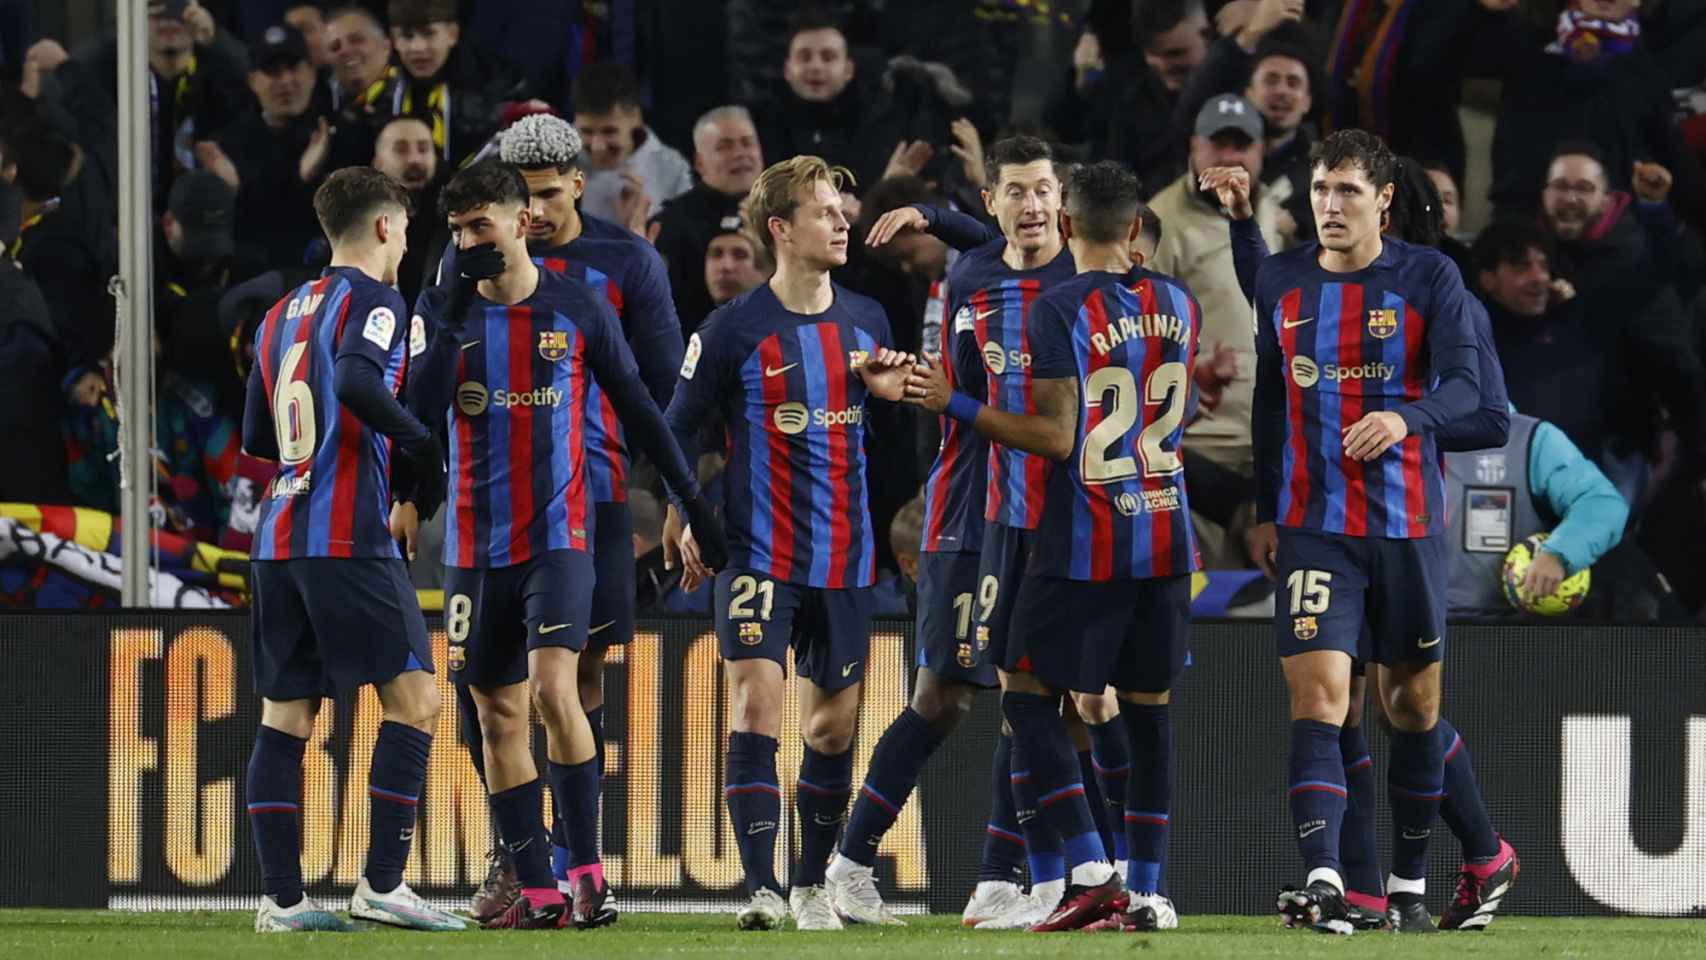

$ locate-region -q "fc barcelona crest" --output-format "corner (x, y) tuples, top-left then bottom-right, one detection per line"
(848, 349), (869, 370)
(1367, 308), (1398, 339)
(1294, 616), (1319, 640)
(538, 329), (570, 362)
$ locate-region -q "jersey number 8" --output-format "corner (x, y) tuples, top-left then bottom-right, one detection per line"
(1081, 362), (1187, 484)
(272, 341), (318, 466)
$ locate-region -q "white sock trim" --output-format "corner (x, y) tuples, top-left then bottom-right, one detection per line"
(1070, 861), (1114, 887)
(1387, 874), (1426, 896)
(1306, 867), (1344, 893)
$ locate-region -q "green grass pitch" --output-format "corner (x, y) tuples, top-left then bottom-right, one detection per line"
(4, 911), (1705, 958)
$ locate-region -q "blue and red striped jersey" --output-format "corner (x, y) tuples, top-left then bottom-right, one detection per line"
(1028, 269), (1203, 581)
(250, 268), (408, 560)
(939, 240), (1076, 534)
(918, 275), (984, 554)
(1252, 238), (1483, 539)
(665, 283), (892, 588)
(420, 268), (685, 568)
(438, 215), (683, 504)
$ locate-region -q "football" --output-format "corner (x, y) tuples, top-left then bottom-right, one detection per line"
(1502, 532), (1591, 615)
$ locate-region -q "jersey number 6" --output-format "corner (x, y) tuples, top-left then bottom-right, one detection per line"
(1081, 361), (1187, 484)
(272, 340), (318, 466)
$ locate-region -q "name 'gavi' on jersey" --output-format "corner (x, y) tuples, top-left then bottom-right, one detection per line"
(1027, 268), (1204, 581)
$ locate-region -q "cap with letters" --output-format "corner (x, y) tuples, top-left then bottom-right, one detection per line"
(1194, 93), (1264, 142)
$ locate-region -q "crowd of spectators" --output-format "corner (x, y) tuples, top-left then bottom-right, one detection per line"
(2, 0), (1704, 616)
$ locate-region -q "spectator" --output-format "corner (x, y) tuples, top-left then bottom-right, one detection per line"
(371, 115), (439, 306)
(751, 6), (899, 190)
(1, 121), (115, 381)
(215, 24), (324, 271)
(1537, 141), (1651, 298)
(324, 5), (394, 124)
(572, 62), (693, 235)
(1417, 159), (1474, 279)
(704, 219), (770, 308)
(0, 180), (71, 504)
(158, 170), (248, 422)
(1147, 94), (1287, 568)
(284, 2), (332, 69)
(1472, 220), (1706, 503)
(1051, 0), (1210, 195)
(386, 0), (528, 168)
(648, 105), (764, 336)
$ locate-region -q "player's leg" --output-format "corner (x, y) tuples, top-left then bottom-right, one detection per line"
(247, 560), (348, 932)
(833, 552), (988, 920)
(454, 677), (519, 921)
(1273, 529), (1366, 935)
(521, 549), (614, 928)
(715, 569), (803, 929)
(1070, 689), (1128, 870)
(1000, 576), (1126, 932)
(963, 730), (1029, 925)
(1370, 535), (1450, 933)
(1338, 666), (1388, 926)
(1434, 717), (1519, 930)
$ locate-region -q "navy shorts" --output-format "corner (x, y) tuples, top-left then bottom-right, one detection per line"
(251, 558), (433, 700)
(588, 501), (634, 650)
(915, 550), (997, 688)
(714, 568), (874, 691)
(1006, 574), (1191, 694)
(975, 523), (1033, 673)
(1273, 528), (1448, 666)
(444, 548), (597, 689)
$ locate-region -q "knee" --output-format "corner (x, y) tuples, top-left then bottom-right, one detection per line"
(1384, 686), (1439, 733)
(910, 682), (974, 731)
(477, 690), (529, 747)
(1289, 685), (1348, 725)
(529, 673), (581, 730)
(1073, 690), (1118, 724)
(803, 708), (855, 755)
(730, 677), (781, 734)
(383, 673), (441, 732)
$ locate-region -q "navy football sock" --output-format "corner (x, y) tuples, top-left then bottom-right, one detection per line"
(587, 704), (607, 780)
(1388, 724), (1446, 883)
(841, 708), (945, 867)
(1087, 719), (1132, 863)
(1078, 749), (1116, 864)
(1003, 692), (1105, 869)
(1119, 704), (1171, 894)
(489, 778), (554, 889)
(793, 745), (853, 887)
(979, 734), (1026, 884)
(726, 732), (783, 895)
(1009, 737), (1065, 884)
(1338, 722), (1384, 899)
(247, 725), (306, 908)
(365, 721), (432, 894)
(550, 802), (570, 882)
(1437, 718), (1501, 862)
(547, 758), (601, 870)
(1289, 719), (1347, 882)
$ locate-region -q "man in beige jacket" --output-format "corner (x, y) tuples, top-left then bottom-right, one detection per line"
(1147, 93), (1287, 567)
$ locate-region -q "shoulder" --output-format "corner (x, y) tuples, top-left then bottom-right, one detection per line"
(1254, 243), (1317, 295)
(834, 283), (890, 334)
(349, 276), (405, 339)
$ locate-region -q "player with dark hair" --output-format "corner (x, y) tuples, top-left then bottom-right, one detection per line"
(1239, 128), (1484, 934)
(661, 154), (916, 931)
(411, 157), (725, 930)
(243, 166), (462, 933)
(431, 113), (685, 914)
(1207, 153), (1520, 931)
(849, 137), (1132, 931)
(904, 159), (1201, 933)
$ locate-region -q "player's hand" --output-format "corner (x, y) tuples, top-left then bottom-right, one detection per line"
(1246, 521), (1278, 580)
(1198, 166), (1254, 221)
(662, 502), (684, 571)
(950, 118), (986, 188)
(455, 242), (506, 283)
(398, 434), (447, 522)
(678, 524), (707, 591)
(859, 347), (918, 402)
(1342, 411), (1408, 461)
(866, 206), (928, 248)
(1520, 547), (1566, 603)
(1632, 160), (1673, 204)
(389, 500), (421, 561)
(883, 140), (935, 181)
(902, 355), (952, 413)
(682, 495), (728, 573)
(299, 117), (331, 184)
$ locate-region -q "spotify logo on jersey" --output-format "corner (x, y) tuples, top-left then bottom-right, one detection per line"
(1290, 356), (1319, 388)
(773, 402), (810, 435)
(982, 341), (1031, 376)
(457, 381), (490, 416)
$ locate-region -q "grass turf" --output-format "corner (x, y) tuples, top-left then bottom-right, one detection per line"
(4, 911), (1705, 958)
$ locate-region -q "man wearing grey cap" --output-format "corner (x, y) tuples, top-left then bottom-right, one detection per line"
(1146, 92), (1290, 569)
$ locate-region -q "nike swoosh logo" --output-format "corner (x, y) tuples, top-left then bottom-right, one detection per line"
(975, 307), (1000, 322)
(842, 662), (857, 677)
(765, 363), (798, 377)
(1282, 316), (1314, 329)
(1298, 823), (1325, 839)
(461, 340), (481, 350)
(539, 623), (572, 635)
(1418, 636), (1441, 648)
(588, 621), (616, 636)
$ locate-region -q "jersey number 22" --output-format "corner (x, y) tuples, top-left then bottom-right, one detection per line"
(1081, 361), (1186, 484)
